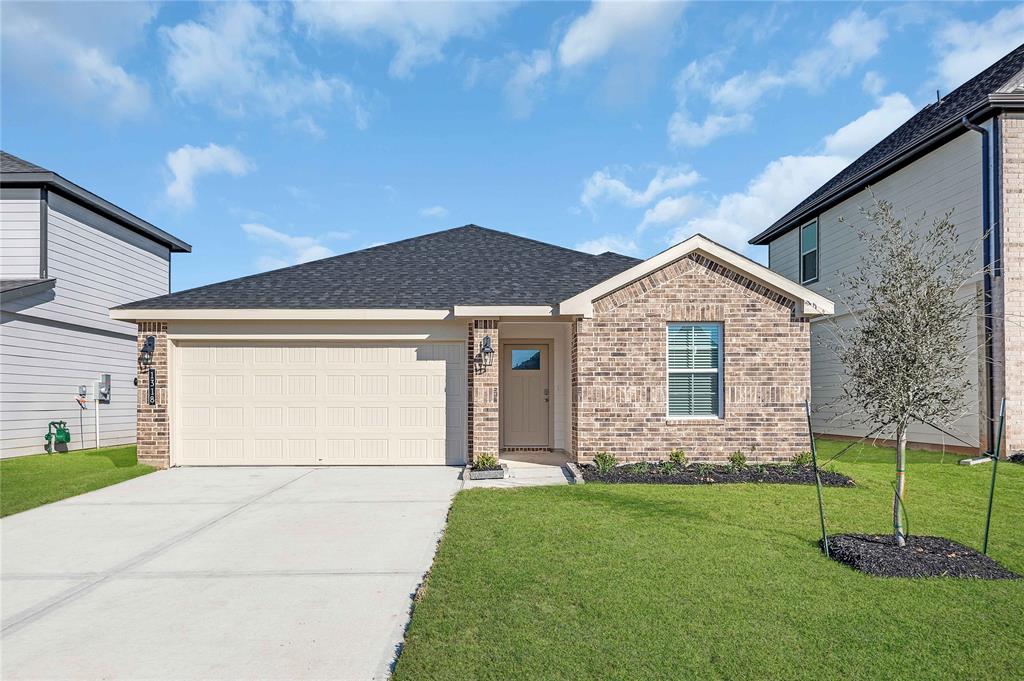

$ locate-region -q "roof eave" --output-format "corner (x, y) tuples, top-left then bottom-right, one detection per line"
(748, 98), (1024, 246)
(109, 308), (455, 322)
(1, 172), (192, 253)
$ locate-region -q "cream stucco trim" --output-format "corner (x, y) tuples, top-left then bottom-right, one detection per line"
(111, 308), (453, 321)
(558, 234), (835, 318)
(453, 305), (555, 317)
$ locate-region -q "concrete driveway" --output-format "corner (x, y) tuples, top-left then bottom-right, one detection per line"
(1, 466), (462, 680)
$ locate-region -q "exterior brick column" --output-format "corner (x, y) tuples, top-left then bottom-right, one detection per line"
(1000, 115), (1024, 456)
(467, 319), (499, 461)
(136, 321), (170, 468)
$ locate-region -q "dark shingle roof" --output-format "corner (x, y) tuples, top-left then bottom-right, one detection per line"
(116, 225), (642, 310)
(0, 150), (191, 253)
(750, 42), (1024, 245)
(1, 151), (49, 174)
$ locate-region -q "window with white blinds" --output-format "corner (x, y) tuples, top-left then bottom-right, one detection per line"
(667, 323), (722, 418)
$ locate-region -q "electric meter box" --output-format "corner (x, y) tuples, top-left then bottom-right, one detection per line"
(98, 374), (111, 403)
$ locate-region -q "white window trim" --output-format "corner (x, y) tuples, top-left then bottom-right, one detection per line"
(666, 322), (724, 420)
(799, 218), (819, 285)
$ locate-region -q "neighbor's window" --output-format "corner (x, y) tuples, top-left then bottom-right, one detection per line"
(667, 323), (722, 418)
(800, 219), (819, 284)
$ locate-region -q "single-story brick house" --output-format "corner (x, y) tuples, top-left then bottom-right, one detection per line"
(111, 225), (832, 468)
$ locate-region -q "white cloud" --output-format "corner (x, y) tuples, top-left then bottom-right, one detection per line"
(575, 234), (639, 256)
(670, 92), (913, 255)
(420, 205), (450, 219)
(581, 166), (700, 209)
(242, 223), (338, 270)
(165, 144), (254, 207)
(667, 111), (752, 147)
(788, 8), (887, 90)
(558, 1), (685, 69)
(638, 195), (703, 232)
(823, 93), (915, 158)
(672, 154), (847, 255)
(861, 71), (886, 97)
(294, 1), (512, 78)
(666, 9), (888, 148)
(504, 50), (552, 119)
(934, 5), (1024, 90)
(162, 2), (367, 132)
(710, 71), (786, 111)
(0, 1), (154, 120)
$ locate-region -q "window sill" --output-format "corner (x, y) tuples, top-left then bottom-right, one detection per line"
(666, 416), (724, 423)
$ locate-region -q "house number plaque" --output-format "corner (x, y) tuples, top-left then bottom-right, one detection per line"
(147, 368), (156, 406)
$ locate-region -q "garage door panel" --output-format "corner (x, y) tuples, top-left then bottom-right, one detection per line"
(175, 341), (465, 466)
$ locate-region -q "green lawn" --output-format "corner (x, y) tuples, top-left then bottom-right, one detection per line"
(395, 440), (1024, 680)
(0, 445), (154, 517)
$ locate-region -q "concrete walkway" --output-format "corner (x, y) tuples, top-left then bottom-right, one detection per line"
(463, 451), (573, 489)
(1, 466), (462, 681)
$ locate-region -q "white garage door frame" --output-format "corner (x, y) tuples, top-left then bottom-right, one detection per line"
(167, 339), (467, 467)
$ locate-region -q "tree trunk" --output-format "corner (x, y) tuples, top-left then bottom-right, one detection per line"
(893, 425), (907, 547)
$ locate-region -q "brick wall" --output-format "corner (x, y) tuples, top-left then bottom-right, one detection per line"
(136, 321), (170, 468)
(1000, 115), (1024, 456)
(467, 319), (499, 461)
(573, 253), (811, 463)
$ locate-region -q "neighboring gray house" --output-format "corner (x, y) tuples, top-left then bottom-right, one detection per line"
(0, 152), (190, 458)
(751, 44), (1024, 456)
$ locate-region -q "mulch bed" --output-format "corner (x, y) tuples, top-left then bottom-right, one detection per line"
(580, 463), (854, 487)
(1009, 454), (1024, 465)
(824, 533), (1020, 580)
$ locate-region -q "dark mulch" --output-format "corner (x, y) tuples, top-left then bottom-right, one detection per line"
(581, 463), (854, 487)
(1009, 453), (1024, 465)
(824, 533), (1020, 580)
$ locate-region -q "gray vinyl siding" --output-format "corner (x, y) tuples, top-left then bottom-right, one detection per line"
(0, 314), (137, 457)
(0, 192), (172, 458)
(0, 189), (41, 279)
(768, 228), (799, 283)
(26, 193), (171, 335)
(766, 130), (985, 449)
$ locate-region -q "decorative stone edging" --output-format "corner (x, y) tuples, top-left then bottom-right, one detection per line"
(564, 462), (585, 485)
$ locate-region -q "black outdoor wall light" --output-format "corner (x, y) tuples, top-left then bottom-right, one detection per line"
(479, 335), (495, 368)
(139, 335), (156, 367)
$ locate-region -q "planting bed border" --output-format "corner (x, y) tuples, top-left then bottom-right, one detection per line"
(580, 462), (854, 487)
(825, 533), (1020, 580)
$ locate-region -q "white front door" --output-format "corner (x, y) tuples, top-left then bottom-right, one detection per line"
(502, 344), (550, 447)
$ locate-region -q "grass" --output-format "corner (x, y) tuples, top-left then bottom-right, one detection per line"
(395, 440), (1024, 680)
(0, 445), (154, 517)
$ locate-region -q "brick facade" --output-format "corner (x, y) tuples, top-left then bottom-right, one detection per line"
(1000, 115), (1024, 456)
(467, 319), (499, 461)
(136, 321), (170, 468)
(572, 253), (811, 463)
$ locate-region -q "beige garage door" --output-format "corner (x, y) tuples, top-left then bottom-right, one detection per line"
(173, 341), (466, 466)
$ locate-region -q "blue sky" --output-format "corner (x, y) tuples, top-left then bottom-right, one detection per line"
(3, 1), (1023, 292)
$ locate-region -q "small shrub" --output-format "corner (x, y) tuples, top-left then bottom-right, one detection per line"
(728, 450), (747, 470)
(473, 454), (500, 471)
(593, 451), (617, 474)
(669, 448), (687, 466)
(631, 461), (652, 475)
(791, 450), (813, 466)
(660, 460), (679, 475)
(696, 463), (714, 476)
(752, 463), (767, 477)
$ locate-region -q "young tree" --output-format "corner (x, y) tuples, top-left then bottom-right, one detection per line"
(826, 198), (977, 546)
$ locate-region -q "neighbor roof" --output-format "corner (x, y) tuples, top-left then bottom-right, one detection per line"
(1, 151), (191, 253)
(750, 42), (1024, 245)
(115, 225), (642, 310)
